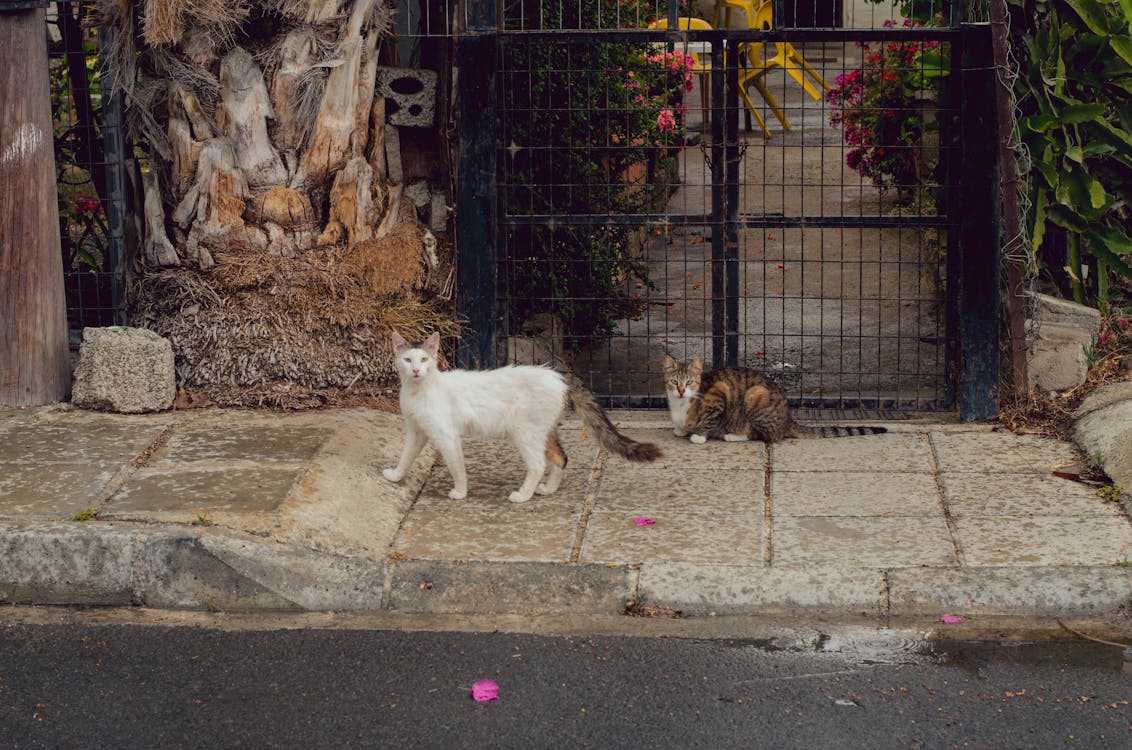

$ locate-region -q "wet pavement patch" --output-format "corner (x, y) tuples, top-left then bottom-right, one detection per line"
(0, 422), (171, 466)
(151, 425), (331, 464)
(107, 466), (301, 512)
(0, 463), (122, 516)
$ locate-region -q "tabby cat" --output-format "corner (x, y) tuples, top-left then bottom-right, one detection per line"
(383, 332), (662, 503)
(663, 355), (887, 443)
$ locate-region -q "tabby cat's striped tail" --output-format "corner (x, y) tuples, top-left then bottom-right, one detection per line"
(567, 384), (663, 462)
(789, 422), (888, 439)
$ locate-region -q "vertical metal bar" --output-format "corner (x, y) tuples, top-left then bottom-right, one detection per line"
(724, 40), (740, 368)
(710, 39), (726, 369)
(941, 27), (962, 411)
(99, 28), (129, 327)
(957, 24), (1000, 420)
(456, 0), (498, 368)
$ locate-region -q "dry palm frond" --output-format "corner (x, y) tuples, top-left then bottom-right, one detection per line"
(142, 0), (251, 48)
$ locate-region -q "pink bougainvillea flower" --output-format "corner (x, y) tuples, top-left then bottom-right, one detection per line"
(74, 195), (100, 215)
(471, 679), (499, 701)
(656, 108), (676, 133)
(939, 614), (965, 624)
(634, 517), (656, 526)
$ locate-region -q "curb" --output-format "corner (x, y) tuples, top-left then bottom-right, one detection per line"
(4, 521), (1130, 617)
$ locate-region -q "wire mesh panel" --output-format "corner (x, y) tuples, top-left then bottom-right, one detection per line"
(491, 0), (963, 412)
(46, 1), (127, 337)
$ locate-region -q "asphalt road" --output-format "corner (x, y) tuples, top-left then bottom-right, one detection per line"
(1, 615), (1129, 749)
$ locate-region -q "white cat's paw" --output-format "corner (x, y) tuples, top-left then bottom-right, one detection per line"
(382, 468), (403, 482)
(690, 434), (708, 444)
(673, 427), (688, 437)
(448, 488), (467, 500)
(723, 434), (750, 442)
(535, 482), (553, 496)
(508, 491), (532, 503)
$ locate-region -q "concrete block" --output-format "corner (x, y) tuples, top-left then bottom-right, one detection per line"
(384, 124), (402, 184)
(1027, 291), (1102, 337)
(376, 67), (437, 127)
(1074, 382), (1132, 492)
(504, 313), (565, 367)
(72, 327), (175, 413)
(429, 192), (448, 233)
(404, 180), (430, 210)
(1026, 321), (1092, 394)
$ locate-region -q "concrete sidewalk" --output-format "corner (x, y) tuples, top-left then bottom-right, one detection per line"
(1, 404), (1131, 619)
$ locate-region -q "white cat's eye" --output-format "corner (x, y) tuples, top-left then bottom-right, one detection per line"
(421, 356), (429, 362)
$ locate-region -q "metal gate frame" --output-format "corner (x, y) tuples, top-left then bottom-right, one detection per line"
(456, 1), (1000, 420)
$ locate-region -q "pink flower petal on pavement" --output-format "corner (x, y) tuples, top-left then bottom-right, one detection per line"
(471, 679), (499, 701)
(940, 614), (966, 624)
(634, 517), (656, 526)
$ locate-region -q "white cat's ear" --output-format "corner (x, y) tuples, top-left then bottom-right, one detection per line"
(424, 332), (441, 355)
(391, 331), (407, 352)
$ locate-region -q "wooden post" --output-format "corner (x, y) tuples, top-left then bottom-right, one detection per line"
(0, 3), (71, 406)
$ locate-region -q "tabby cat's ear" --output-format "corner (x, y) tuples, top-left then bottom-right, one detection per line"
(391, 331), (407, 352)
(663, 354), (676, 372)
(423, 332), (441, 356)
(690, 357), (703, 375)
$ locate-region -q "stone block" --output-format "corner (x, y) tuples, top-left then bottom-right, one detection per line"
(376, 67), (437, 127)
(1026, 321), (1092, 394)
(404, 180), (430, 209)
(72, 327), (175, 413)
(429, 192), (448, 233)
(384, 124), (403, 184)
(1027, 291), (1101, 338)
(504, 314), (565, 366)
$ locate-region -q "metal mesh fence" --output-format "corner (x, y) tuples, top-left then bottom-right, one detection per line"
(46, 1), (126, 338)
(494, 1), (961, 410)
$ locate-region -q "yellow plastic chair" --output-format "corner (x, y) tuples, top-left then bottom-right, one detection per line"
(714, 0), (830, 136)
(647, 17), (713, 129)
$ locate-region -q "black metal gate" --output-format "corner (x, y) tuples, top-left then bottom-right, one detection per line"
(456, 1), (999, 419)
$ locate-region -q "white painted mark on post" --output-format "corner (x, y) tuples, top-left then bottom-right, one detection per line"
(0, 123), (45, 168)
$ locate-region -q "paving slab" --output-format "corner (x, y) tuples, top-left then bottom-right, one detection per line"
(771, 471), (941, 516)
(595, 466), (762, 514)
(581, 510), (764, 565)
(954, 515), (1132, 566)
(772, 515), (957, 567)
(393, 505), (581, 562)
(772, 432), (935, 473)
(940, 472), (1118, 517)
(3, 405), (1132, 619)
(930, 430), (1083, 474)
(152, 424), (331, 463)
(108, 465), (301, 512)
(0, 463), (124, 516)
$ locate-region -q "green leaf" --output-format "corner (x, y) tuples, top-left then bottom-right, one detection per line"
(1047, 204), (1088, 232)
(1065, 144), (1085, 163)
(1089, 225), (1132, 255)
(1064, 0), (1110, 36)
(1119, 0), (1132, 34)
(1020, 113), (1058, 133)
(1031, 188), (1049, 253)
(1112, 36), (1132, 67)
(1084, 229), (1132, 281)
(1088, 177), (1108, 209)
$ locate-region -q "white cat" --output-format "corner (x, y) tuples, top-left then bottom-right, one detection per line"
(383, 332), (661, 503)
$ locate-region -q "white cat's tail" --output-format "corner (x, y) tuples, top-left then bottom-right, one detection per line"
(567, 382), (662, 462)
